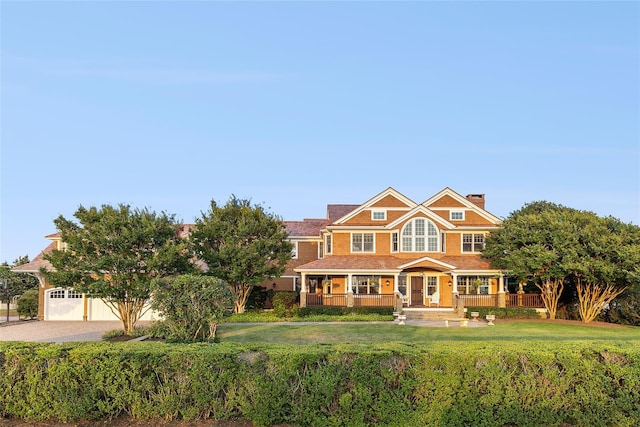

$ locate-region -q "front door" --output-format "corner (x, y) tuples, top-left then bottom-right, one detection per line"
(410, 276), (424, 307)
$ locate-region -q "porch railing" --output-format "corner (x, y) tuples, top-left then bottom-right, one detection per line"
(459, 293), (544, 308)
(459, 294), (498, 307)
(507, 293), (544, 308)
(306, 293), (347, 307)
(305, 293), (395, 307)
(353, 294), (395, 307)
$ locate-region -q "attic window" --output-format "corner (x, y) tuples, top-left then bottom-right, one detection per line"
(450, 211), (464, 221)
(372, 211), (386, 220)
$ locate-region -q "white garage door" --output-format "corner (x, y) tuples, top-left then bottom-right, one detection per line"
(88, 298), (159, 321)
(45, 288), (84, 321)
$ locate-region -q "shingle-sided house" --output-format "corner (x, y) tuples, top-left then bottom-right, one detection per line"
(265, 187), (542, 315)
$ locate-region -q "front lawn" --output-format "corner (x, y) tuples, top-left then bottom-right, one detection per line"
(216, 319), (640, 348)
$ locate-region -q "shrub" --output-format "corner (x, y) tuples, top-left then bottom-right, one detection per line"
(298, 306), (393, 317)
(151, 275), (234, 342)
(16, 289), (38, 319)
(271, 291), (299, 318)
(1, 342), (639, 426)
(466, 307), (541, 320)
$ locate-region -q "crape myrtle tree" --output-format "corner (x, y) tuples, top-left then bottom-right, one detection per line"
(482, 202), (577, 319)
(191, 196), (293, 314)
(44, 204), (194, 334)
(483, 201), (640, 322)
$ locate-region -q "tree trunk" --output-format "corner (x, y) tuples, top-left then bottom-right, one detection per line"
(232, 283), (252, 314)
(576, 278), (627, 323)
(535, 278), (563, 319)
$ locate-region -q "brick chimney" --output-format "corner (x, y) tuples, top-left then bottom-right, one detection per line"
(466, 194), (485, 210)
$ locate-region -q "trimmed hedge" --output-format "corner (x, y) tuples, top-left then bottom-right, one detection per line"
(1, 341), (639, 426)
(466, 307), (542, 319)
(298, 306), (394, 317)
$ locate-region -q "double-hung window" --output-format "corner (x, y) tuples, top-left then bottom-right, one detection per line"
(462, 233), (485, 253)
(352, 233), (374, 253)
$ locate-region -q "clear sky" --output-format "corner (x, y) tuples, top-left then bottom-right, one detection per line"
(1, 1), (639, 264)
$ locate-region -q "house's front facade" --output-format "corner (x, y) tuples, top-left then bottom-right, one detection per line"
(287, 187), (509, 312)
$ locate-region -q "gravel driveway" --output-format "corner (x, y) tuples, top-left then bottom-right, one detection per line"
(0, 321), (126, 343)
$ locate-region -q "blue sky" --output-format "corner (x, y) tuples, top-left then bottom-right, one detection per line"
(1, 1), (639, 264)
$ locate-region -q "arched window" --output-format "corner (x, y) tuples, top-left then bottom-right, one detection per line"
(401, 218), (438, 252)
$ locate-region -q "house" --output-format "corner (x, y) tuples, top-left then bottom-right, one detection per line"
(15, 187), (542, 321)
(265, 187), (542, 315)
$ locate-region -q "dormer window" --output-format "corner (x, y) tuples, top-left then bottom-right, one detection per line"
(372, 210), (386, 221)
(450, 211), (464, 221)
(401, 218), (439, 252)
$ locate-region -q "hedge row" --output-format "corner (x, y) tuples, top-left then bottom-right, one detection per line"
(466, 307), (542, 319)
(298, 306), (394, 316)
(1, 341), (639, 426)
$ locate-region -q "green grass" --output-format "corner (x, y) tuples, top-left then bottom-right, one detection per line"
(217, 320), (640, 349)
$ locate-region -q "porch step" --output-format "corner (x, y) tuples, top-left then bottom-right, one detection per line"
(403, 308), (458, 321)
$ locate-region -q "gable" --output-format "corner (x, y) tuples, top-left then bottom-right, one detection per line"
(426, 194), (466, 208)
(371, 194), (413, 208)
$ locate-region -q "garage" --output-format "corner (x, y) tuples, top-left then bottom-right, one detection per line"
(44, 288), (85, 321)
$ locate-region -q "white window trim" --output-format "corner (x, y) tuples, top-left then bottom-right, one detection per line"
(371, 210), (387, 221)
(391, 231), (399, 253)
(461, 233), (486, 253)
(351, 232), (376, 253)
(450, 211), (465, 221)
(325, 234), (332, 255)
(400, 218), (439, 252)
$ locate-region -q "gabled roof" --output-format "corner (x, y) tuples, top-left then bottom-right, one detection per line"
(11, 242), (56, 273)
(386, 205), (456, 230)
(422, 187), (502, 224)
(327, 205), (360, 222)
(332, 187), (417, 225)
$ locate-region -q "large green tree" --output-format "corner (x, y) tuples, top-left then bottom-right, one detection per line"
(483, 202), (640, 322)
(44, 204), (194, 334)
(191, 196), (293, 314)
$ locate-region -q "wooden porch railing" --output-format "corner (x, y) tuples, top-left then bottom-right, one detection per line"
(353, 294), (395, 307)
(507, 293), (544, 308)
(305, 293), (395, 307)
(459, 294), (498, 307)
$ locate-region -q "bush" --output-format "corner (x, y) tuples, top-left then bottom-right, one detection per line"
(466, 307), (541, 319)
(246, 286), (272, 310)
(151, 275), (234, 342)
(16, 289), (38, 319)
(298, 306), (393, 317)
(271, 291), (299, 318)
(1, 341), (639, 426)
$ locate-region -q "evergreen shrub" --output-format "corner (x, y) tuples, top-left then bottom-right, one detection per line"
(2, 341), (638, 426)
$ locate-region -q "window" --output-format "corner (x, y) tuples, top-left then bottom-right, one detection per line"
(462, 233), (485, 253)
(398, 274), (407, 297)
(291, 241), (298, 259)
(352, 233), (374, 253)
(441, 232), (446, 253)
(372, 210), (386, 220)
(354, 275), (380, 294)
(391, 232), (399, 252)
(450, 211), (464, 221)
(426, 276), (438, 296)
(326, 234), (332, 254)
(401, 218), (438, 252)
(68, 290), (83, 299)
(458, 276), (489, 294)
(318, 242), (324, 259)
(49, 289), (65, 299)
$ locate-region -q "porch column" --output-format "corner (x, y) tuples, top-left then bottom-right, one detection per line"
(497, 274), (506, 308)
(347, 274), (354, 308)
(393, 273), (402, 313)
(451, 273), (459, 295)
(300, 273), (307, 308)
(393, 274), (399, 293)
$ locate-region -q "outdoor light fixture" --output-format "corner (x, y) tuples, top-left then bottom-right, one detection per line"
(448, 280), (453, 287)
(385, 280), (390, 286)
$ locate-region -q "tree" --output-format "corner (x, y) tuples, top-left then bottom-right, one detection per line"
(482, 202), (578, 319)
(17, 289), (38, 319)
(151, 274), (234, 342)
(1, 256), (39, 306)
(191, 196), (293, 314)
(44, 204), (194, 334)
(483, 202), (640, 322)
